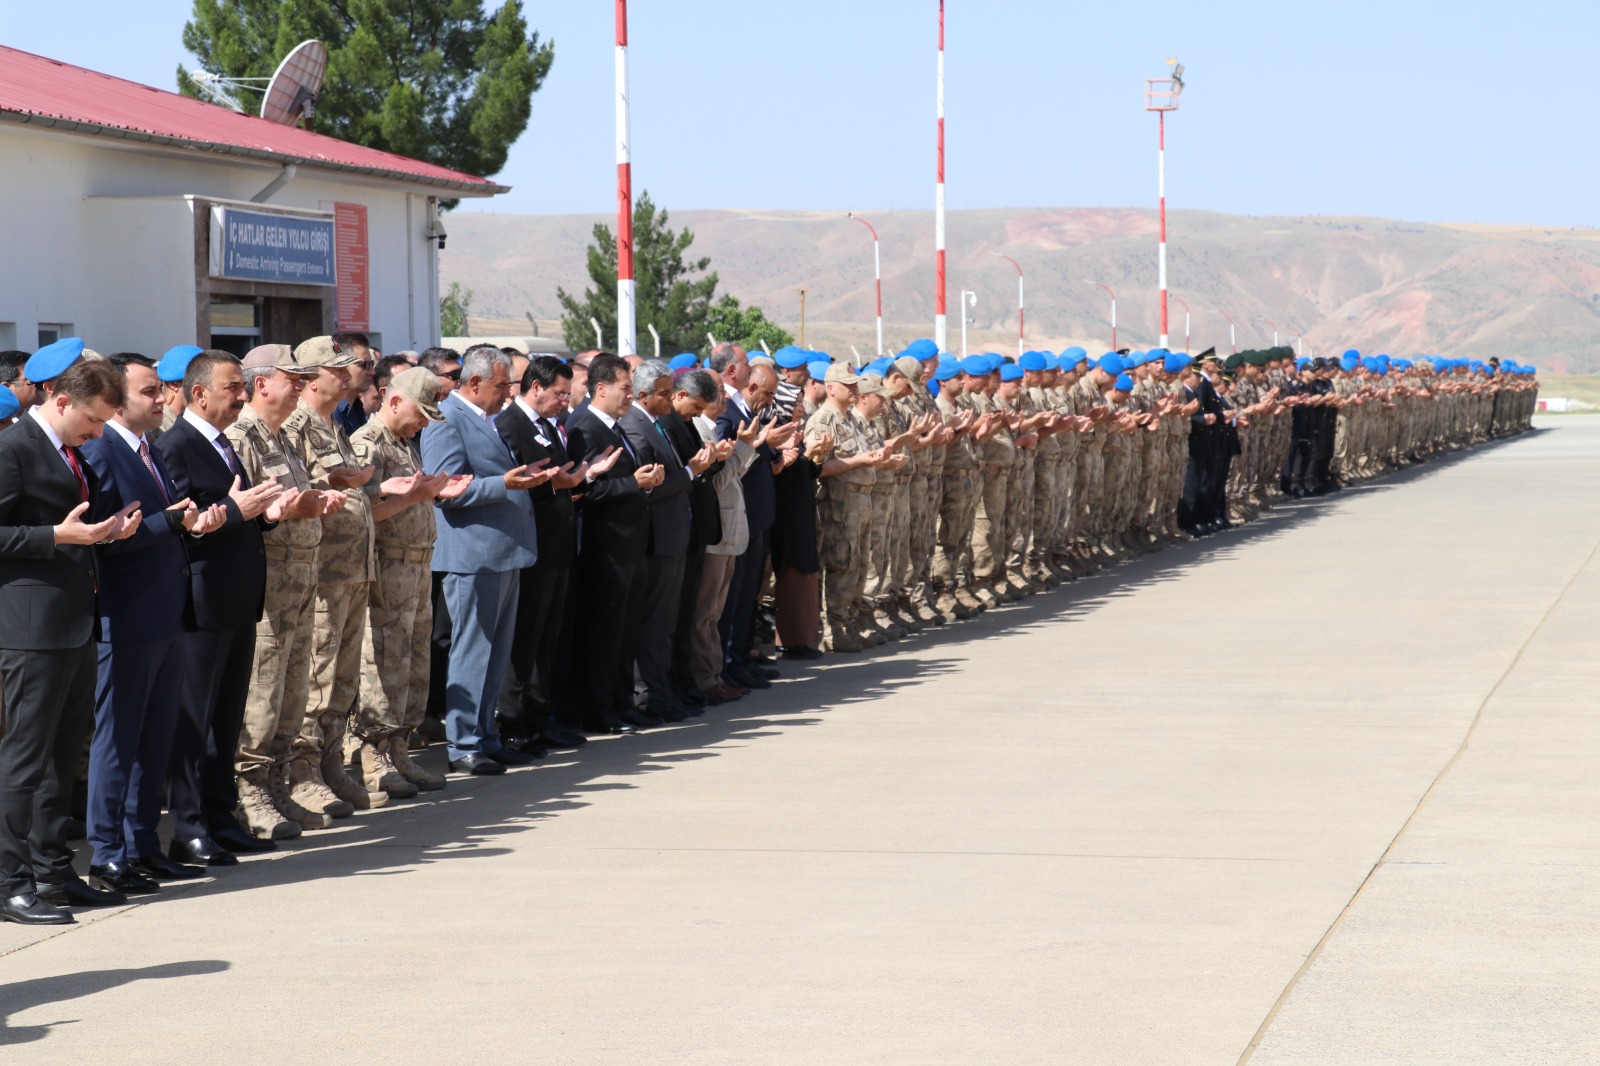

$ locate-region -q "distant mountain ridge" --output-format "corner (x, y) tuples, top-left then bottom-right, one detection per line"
(440, 207), (1600, 372)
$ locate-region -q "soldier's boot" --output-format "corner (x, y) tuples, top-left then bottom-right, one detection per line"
(855, 610), (887, 646)
(895, 594), (925, 631)
(822, 620), (863, 653)
(871, 606), (906, 641)
(268, 761), (332, 831)
(237, 770), (300, 840)
(321, 713), (390, 806)
(289, 754), (355, 819)
(1006, 570), (1033, 596)
(360, 739), (420, 799)
(387, 734), (446, 792)
(934, 590), (965, 621)
(970, 584), (999, 609)
(911, 590), (945, 625)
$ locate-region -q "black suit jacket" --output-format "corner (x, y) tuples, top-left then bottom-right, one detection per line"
(495, 402), (577, 569)
(80, 430), (192, 644)
(0, 415), (101, 650)
(715, 397), (779, 534)
(619, 406), (693, 557)
(155, 415), (269, 631)
(660, 410), (721, 550)
(563, 405), (650, 562)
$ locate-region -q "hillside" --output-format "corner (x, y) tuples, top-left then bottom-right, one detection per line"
(440, 207), (1600, 372)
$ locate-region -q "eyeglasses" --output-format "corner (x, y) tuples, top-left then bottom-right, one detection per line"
(441, 370), (462, 381)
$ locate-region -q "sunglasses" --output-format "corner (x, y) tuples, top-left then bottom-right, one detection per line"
(441, 370), (462, 381)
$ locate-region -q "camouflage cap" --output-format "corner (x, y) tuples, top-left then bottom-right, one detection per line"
(892, 355), (924, 382)
(294, 335), (359, 368)
(856, 373), (887, 397)
(242, 344), (317, 375)
(388, 366), (446, 422)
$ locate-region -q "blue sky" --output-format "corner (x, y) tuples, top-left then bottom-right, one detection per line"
(7, 1), (1593, 224)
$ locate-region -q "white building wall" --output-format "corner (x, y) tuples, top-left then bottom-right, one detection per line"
(0, 122), (449, 355)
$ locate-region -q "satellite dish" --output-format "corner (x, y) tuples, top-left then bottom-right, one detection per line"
(188, 70), (246, 113)
(261, 40), (328, 127)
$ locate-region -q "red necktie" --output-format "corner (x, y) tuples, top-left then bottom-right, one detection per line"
(138, 440), (171, 505)
(62, 446), (88, 503)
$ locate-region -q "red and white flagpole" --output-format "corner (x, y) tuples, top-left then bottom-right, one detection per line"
(1158, 109), (1169, 349)
(934, 0), (947, 352)
(848, 213), (884, 356)
(615, 0), (636, 356)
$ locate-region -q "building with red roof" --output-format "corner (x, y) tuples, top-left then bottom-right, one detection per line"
(0, 43), (507, 357)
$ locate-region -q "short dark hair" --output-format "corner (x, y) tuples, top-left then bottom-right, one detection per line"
(420, 347), (462, 373)
(523, 355), (573, 393)
(500, 346), (526, 358)
(332, 332), (370, 351)
(586, 353), (629, 396)
(56, 358), (126, 407)
(677, 369), (719, 403)
(107, 352), (155, 371)
(375, 354), (412, 390)
(184, 350), (241, 400)
(0, 350), (27, 385)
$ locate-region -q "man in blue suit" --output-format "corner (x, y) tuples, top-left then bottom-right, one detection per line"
(79, 354), (229, 893)
(421, 345), (554, 775)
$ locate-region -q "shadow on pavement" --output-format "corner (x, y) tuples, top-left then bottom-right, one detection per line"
(0, 960), (230, 1045)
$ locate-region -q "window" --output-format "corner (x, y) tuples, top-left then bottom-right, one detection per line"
(38, 323), (72, 347)
(0, 323), (15, 349)
(209, 300), (261, 358)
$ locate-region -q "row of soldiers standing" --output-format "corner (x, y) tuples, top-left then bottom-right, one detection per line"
(791, 340), (1538, 653)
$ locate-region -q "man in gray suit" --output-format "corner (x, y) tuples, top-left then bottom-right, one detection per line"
(421, 346), (556, 775)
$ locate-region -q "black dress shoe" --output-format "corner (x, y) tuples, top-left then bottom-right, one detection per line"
(497, 736), (548, 759)
(130, 854), (206, 881)
(676, 687), (708, 708)
(781, 645), (823, 660)
(208, 822), (272, 854)
(0, 892), (73, 925)
(448, 753), (506, 775)
(582, 715), (638, 736)
(728, 668), (771, 690)
(749, 664), (781, 679)
(538, 719), (589, 747)
(88, 863), (160, 896)
(647, 703), (689, 723)
(619, 708), (663, 728)
(37, 876), (127, 908)
(749, 652), (779, 666)
(486, 745), (536, 766)
(171, 835), (242, 866)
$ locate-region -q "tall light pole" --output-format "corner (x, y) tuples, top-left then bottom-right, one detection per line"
(934, 0), (948, 351)
(1262, 317), (1280, 347)
(614, 0), (636, 356)
(992, 252), (1023, 357)
(959, 290), (977, 358)
(1171, 294), (1191, 353)
(847, 212), (884, 356)
(1086, 280), (1117, 352)
(1145, 59), (1184, 349)
(1287, 321), (1305, 356)
(1216, 309), (1236, 354)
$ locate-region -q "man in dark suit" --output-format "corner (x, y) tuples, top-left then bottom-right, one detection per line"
(0, 357), (143, 924)
(156, 351), (284, 864)
(620, 360), (714, 721)
(495, 356), (604, 750)
(662, 370), (729, 707)
(563, 354), (664, 733)
(79, 354), (228, 894)
(714, 363), (796, 691)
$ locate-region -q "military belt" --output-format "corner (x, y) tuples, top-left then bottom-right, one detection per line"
(263, 544), (318, 564)
(376, 545), (432, 563)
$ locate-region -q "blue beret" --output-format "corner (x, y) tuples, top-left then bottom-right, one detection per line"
(25, 337), (85, 383)
(1163, 352), (1193, 374)
(868, 357), (894, 375)
(1063, 348), (1088, 369)
(1146, 347), (1170, 360)
(999, 364), (1024, 382)
(0, 385), (17, 421)
(1114, 372), (1135, 391)
(774, 347), (809, 369)
(807, 359), (832, 383)
(1018, 351), (1047, 372)
(1063, 346), (1087, 360)
(668, 353), (700, 371)
(906, 338), (939, 358)
(934, 363), (961, 382)
(157, 344), (205, 384)
(1296, 358), (1311, 370)
(1343, 349), (1361, 361)
(1097, 353), (1124, 375)
(1340, 354), (1360, 372)
(959, 356), (989, 377)
(1126, 350), (1148, 368)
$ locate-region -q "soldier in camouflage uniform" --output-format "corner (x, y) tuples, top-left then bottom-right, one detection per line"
(806, 364), (881, 652)
(281, 336), (394, 814)
(964, 357), (1016, 605)
(226, 346), (340, 840)
(933, 363), (983, 617)
(995, 362), (1042, 594)
(854, 373), (909, 641)
(351, 368), (461, 794)
(898, 352), (949, 623)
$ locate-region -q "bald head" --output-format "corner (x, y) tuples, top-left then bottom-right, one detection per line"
(744, 364), (778, 411)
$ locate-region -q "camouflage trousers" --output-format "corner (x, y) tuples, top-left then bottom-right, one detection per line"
(301, 578), (369, 758)
(933, 467), (978, 588)
(1006, 453), (1035, 573)
(357, 550), (433, 740)
(972, 463), (1011, 581)
(237, 551), (317, 775)
(863, 484), (897, 603)
(905, 467), (940, 604)
(819, 483), (871, 635)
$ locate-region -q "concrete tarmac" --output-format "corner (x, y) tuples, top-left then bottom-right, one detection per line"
(3, 418), (1596, 1064)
